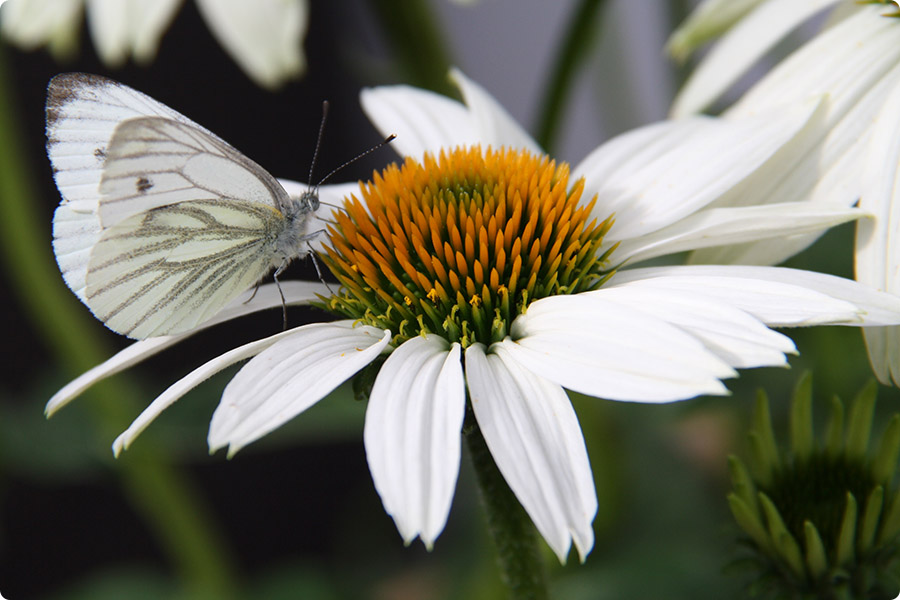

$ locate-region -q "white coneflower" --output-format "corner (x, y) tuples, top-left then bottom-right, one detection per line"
(670, 1), (900, 386)
(47, 70), (900, 562)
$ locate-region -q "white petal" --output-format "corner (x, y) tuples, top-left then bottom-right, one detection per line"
(505, 294), (734, 402)
(208, 322), (390, 455)
(666, 0), (765, 62)
(112, 326), (301, 456)
(465, 343), (597, 563)
(697, 6), (900, 265)
(45, 280), (328, 416)
(577, 97), (823, 242)
(590, 286), (796, 369)
(364, 336), (465, 548)
(857, 80), (900, 385)
(195, 0), (307, 89)
(86, 0), (181, 67)
(618, 202), (865, 264)
(448, 68), (542, 154)
(609, 266), (900, 326)
(360, 84), (478, 160)
(670, 0), (841, 116)
(728, 5), (900, 120)
(0, 0), (82, 52)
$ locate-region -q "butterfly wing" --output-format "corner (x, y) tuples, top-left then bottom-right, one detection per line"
(47, 73), (234, 303)
(80, 115), (293, 339)
(86, 198), (283, 339)
(97, 116), (289, 227)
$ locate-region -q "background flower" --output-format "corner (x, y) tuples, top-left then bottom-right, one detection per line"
(0, 0), (308, 88)
(670, 1), (900, 388)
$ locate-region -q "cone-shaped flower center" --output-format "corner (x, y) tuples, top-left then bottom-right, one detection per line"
(766, 454), (877, 547)
(323, 146), (615, 348)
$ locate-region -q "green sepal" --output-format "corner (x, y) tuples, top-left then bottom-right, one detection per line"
(877, 488), (900, 544)
(728, 493), (770, 551)
(759, 492), (805, 578)
(858, 485), (884, 555)
(825, 395), (845, 458)
(728, 455), (760, 521)
(873, 414), (900, 485)
(803, 520), (829, 580)
(846, 381), (877, 459)
(835, 492), (858, 566)
(749, 390), (779, 486)
(790, 372), (814, 461)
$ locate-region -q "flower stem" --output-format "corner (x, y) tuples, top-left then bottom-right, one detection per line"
(535, 0), (609, 154)
(465, 415), (550, 600)
(367, 0), (456, 97)
(0, 51), (237, 598)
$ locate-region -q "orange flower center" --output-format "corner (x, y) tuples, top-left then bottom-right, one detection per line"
(323, 146), (615, 347)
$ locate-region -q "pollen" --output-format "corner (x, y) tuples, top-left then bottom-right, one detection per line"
(323, 146), (615, 347)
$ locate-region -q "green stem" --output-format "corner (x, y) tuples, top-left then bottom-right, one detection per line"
(368, 0), (456, 97)
(465, 415), (549, 600)
(0, 52), (236, 598)
(535, 0), (609, 154)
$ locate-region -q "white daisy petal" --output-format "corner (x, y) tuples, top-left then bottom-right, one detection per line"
(727, 5), (900, 120)
(857, 80), (900, 385)
(592, 286), (796, 369)
(360, 84), (478, 159)
(1, 0), (82, 54)
(670, 0), (841, 117)
(112, 326), (301, 456)
(448, 68), (542, 154)
(572, 117), (717, 203)
(86, 0), (181, 67)
(619, 202), (865, 264)
(208, 322), (390, 456)
(578, 97), (824, 242)
(465, 343), (597, 563)
(195, 0), (307, 89)
(364, 336), (465, 548)
(46, 281), (328, 416)
(505, 295), (734, 402)
(692, 6), (900, 266)
(609, 266), (900, 326)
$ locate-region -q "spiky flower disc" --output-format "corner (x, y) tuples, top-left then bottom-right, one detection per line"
(728, 374), (900, 599)
(323, 146), (615, 348)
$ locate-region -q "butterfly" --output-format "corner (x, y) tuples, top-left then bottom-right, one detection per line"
(47, 73), (334, 340)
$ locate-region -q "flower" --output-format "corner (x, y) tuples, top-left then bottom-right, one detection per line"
(0, 0), (307, 89)
(665, 0), (766, 63)
(727, 374), (900, 598)
(669, 1), (900, 386)
(47, 69), (900, 563)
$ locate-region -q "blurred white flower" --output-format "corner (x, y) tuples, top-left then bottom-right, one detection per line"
(46, 69), (900, 562)
(670, 1), (900, 385)
(666, 0), (765, 62)
(0, 0), (307, 88)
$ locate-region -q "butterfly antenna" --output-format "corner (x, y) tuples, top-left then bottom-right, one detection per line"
(307, 100), (330, 192)
(315, 134), (397, 188)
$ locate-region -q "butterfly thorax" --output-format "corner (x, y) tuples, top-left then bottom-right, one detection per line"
(273, 190), (320, 265)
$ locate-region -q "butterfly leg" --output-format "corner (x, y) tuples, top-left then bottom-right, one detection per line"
(273, 259), (289, 331)
(244, 280), (263, 304)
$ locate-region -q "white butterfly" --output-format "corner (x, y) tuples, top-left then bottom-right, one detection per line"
(47, 73), (325, 340)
